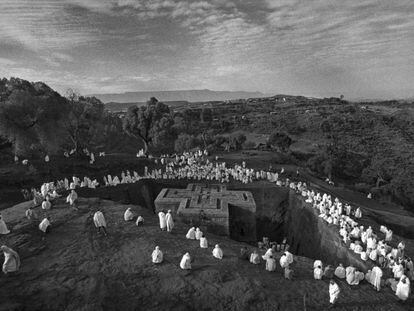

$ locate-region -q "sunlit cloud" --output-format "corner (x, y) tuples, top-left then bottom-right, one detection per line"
(0, 0), (413, 99)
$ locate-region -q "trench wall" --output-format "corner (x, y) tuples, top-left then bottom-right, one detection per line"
(75, 180), (370, 271)
(286, 192), (371, 271)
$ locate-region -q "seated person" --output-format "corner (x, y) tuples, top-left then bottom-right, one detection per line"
(151, 246), (163, 264)
(334, 263), (346, 279)
(135, 216), (144, 226)
(186, 227), (196, 240)
(124, 208), (134, 221)
(284, 267), (293, 280)
(41, 197), (51, 210)
(250, 250), (260, 265)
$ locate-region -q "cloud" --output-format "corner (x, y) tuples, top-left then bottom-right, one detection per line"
(1, 0), (414, 98)
(0, 0), (100, 51)
(0, 57), (16, 67)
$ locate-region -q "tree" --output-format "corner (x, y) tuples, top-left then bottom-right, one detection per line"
(122, 97), (173, 154)
(267, 131), (292, 152)
(229, 133), (246, 150)
(63, 90), (106, 154)
(0, 88), (67, 155)
(201, 108), (213, 123)
(174, 134), (198, 153)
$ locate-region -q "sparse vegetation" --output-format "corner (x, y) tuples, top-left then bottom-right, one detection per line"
(1, 77), (414, 212)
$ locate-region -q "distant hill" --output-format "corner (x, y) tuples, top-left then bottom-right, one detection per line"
(89, 89), (267, 104)
(105, 100), (191, 112)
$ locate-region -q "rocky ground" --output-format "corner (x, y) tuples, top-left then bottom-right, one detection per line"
(0, 195), (412, 311)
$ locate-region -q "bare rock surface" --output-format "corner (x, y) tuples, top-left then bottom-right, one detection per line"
(0, 197), (412, 311)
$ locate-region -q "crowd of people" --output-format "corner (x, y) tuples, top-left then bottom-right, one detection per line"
(297, 181), (412, 302)
(1, 149), (412, 307)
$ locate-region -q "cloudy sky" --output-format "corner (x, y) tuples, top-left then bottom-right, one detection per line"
(1, 0), (413, 99)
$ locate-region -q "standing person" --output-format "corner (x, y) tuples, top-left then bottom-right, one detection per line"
(329, 280), (340, 308)
(371, 266), (383, 291)
(284, 249), (294, 266)
(66, 189), (78, 210)
(166, 210), (174, 233)
(266, 255), (276, 272)
(93, 209), (107, 236)
(1, 245), (20, 274)
(158, 210), (167, 231)
(314, 265), (323, 280)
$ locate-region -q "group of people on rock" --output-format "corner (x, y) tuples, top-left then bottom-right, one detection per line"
(3, 150), (412, 306)
(294, 181), (412, 302)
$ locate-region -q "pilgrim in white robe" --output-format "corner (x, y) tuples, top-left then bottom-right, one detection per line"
(136, 216), (144, 226)
(393, 264), (404, 279)
(151, 246), (163, 264)
(1, 246), (20, 274)
(200, 237), (208, 248)
(385, 230), (393, 242)
(42, 199), (51, 210)
(186, 227), (196, 239)
(371, 266), (383, 291)
(195, 228), (203, 240)
(395, 277), (410, 301)
(262, 248), (273, 260)
(279, 254), (289, 268)
(314, 266), (323, 280)
(93, 211), (106, 228)
(0, 215), (10, 235)
(314, 260), (323, 269)
(266, 257), (276, 272)
(329, 281), (340, 304)
(346, 266), (356, 285)
(166, 210), (174, 232)
(124, 208), (134, 221)
(180, 253), (191, 270)
(369, 249), (378, 261)
(158, 212), (167, 230)
(212, 245), (223, 259)
(334, 264), (346, 279)
(39, 218), (50, 233)
(66, 190), (78, 206)
(285, 251), (294, 265)
(250, 252), (260, 265)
